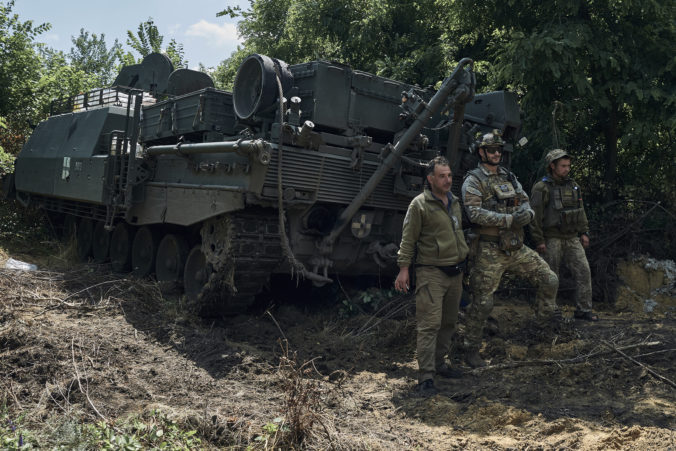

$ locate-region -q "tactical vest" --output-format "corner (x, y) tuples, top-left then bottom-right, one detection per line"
(541, 177), (586, 234)
(467, 167), (524, 251)
(467, 167), (522, 216)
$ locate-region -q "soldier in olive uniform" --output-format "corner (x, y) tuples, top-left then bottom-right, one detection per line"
(530, 149), (598, 321)
(461, 131), (561, 368)
(395, 156), (469, 395)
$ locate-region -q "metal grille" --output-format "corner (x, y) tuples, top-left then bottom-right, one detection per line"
(263, 147), (411, 211)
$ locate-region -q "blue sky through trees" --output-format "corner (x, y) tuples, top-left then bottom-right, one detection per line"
(13, 0), (248, 69)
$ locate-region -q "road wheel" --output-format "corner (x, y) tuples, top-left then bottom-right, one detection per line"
(156, 233), (189, 286)
(131, 226), (160, 277)
(62, 215), (77, 242)
(110, 223), (134, 272)
(76, 218), (94, 262)
(92, 221), (111, 262)
(184, 245), (212, 301)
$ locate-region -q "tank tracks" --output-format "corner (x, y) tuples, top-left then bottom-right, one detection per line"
(198, 210), (283, 316)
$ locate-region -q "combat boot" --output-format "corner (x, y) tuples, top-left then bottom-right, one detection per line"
(464, 349), (486, 368)
(437, 363), (463, 379)
(416, 379), (438, 396)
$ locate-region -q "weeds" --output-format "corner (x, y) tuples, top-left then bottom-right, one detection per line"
(84, 410), (201, 450)
(0, 199), (50, 246)
(270, 339), (328, 448)
(339, 287), (399, 318)
(0, 405), (34, 449)
(0, 406), (201, 450)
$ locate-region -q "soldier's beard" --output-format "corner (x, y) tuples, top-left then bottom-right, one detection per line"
(480, 155), (499, 166)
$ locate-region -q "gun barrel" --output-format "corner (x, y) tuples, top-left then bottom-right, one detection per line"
(320, 58), (475, 251)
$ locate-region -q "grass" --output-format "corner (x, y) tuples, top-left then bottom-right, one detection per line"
(0, 406), (202, 450)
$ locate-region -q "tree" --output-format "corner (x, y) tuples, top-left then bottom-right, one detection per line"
(446, 0), (676, 202)
(0, 0), (49, 155)
(216, 0), (449, 88)
(124, 18), (187, 68)
(68, 29), (122, 85)
(38, 48), (99, 109)
(126, 18), (163, 57)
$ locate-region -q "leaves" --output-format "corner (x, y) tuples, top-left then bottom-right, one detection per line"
(69, 29), (122, 85)
(124, 18), (187, 68)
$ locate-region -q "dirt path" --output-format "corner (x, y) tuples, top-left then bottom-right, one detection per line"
(0, 261), (674, 449)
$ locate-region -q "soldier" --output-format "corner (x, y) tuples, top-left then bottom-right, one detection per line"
(530, 149), (598, 321)
(395, 156), (469, 395)
(461, 131), (560, 368)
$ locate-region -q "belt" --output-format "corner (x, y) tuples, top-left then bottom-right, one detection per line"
(479, 234), (499, 243)
(416, 262), (466, 276)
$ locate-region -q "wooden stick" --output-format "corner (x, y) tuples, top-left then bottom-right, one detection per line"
(71, 338), (108, 421)
(601, 340), (676, 389)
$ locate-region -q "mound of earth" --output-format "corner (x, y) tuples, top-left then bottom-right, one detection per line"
(0, 253), (674, 449)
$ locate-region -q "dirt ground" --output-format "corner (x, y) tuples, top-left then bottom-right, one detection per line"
(0, 245), (674, 450)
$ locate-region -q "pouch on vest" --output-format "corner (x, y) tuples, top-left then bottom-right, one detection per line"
(560, 208), (584, 233)
(498, 228), (524, 252)
(493, 182), (516, 200)
(561, 186), (578, 208)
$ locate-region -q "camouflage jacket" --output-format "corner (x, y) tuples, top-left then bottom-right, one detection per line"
(530, 175), (589, 244)
(461, 164), (533, 231)
(397, 189), (469, 268)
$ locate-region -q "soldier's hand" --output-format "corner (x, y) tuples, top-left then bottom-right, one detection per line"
(395, 267), (410, 293)
(536, 243), (547, 254)
(512, 208), (532, 226)
(580, 234), (590, 248)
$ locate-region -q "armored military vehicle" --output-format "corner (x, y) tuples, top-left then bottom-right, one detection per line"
(3, 52), (520, 314)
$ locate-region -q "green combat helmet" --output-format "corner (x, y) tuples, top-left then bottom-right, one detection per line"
(478, 129), (505, 148)
(545, 148), (571, 166)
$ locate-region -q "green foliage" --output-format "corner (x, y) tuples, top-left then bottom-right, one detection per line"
(0, 199), (50, 244)
(217, 0), (451, 88)
(0, 117), (13, 174)
(0, 407), (201, 450)
(0, 0), (49, 151)
(0, 1), (49, 118)
(253, 417), (289, 447)
(0, 405), (38, 449)
(69, 29), (122, 85)
(124, 18), (187, 69)
(37, 48), (101, 110)
(165, 39), (187, 69)
(447, 0), (676, 203)
(339, 287), (398, 318)
(0, 2), (116, 155)
(126, 17), (164, 58)
(0, 149), (13, 175)
(84, 411), (201, 450)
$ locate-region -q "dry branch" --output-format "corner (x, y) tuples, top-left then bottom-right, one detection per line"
(471, 340), (662, 373)
(601, 339), (676, 389)
(71, 337), (108, 422)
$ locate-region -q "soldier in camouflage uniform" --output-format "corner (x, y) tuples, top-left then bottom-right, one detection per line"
(461, 131), (560, 368)
(530, 149), (598, 321)
(396, 156), (469, 395)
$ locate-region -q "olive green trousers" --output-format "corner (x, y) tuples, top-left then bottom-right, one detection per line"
(415, 266), (463, 382)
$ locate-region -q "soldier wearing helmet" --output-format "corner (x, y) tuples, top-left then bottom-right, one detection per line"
(460, 131), (561, 368)
(530, 149), (597, 321)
